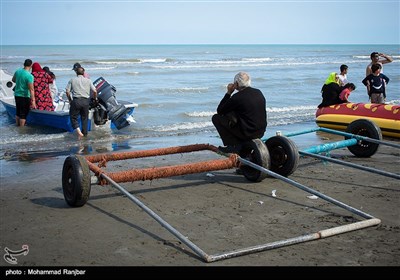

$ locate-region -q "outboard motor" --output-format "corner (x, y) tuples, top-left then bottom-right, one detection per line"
(92, 77), (131, 129)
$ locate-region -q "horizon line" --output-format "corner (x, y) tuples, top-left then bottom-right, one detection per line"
(2, 43), (399, 46)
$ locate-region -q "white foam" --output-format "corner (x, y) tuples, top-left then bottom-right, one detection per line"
(185, 111), (215, 117)
(150, 121), (213, 132)
(267, 105), (316, 113)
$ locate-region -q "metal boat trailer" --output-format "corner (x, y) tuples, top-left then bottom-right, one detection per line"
(62, 119), (399, 262)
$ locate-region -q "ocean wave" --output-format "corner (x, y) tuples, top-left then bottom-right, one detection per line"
(155, 113), (315, 129)
(152, 63), (269, 69)
(184, 107), (316, 119)
(0, 55), (26, 59)
(352, 55), (370, 59)
(269, 117), (313, 127)
(242, 57), (272, 62)
(386, 99), (400, 105)
(51, 66), (116, 71)
(93, 58), (174, 64)
(151, 87), (210, 94)
(0, 132), (66, 145)
(353, 55), (400, 60)
(267, 105), (316, 113)
(149, 121), (213, 132)
(185, 111), (215, 117)
(95, 60), (141, 65)
(151, 60), (361, 69)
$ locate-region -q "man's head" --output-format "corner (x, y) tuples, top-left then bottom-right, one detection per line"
(370, 52), (380, 62)
(371, 63), (381, 74)
(234, 72), (251, 90)
(76, 67), (85, 76)
(72, 62), (81, 71)
(340, 64), (348, 73)
(24, 59), (33, 67)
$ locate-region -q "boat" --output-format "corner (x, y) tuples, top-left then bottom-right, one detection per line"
(316, 102), (400, 138)
(0, 69), (138, 132)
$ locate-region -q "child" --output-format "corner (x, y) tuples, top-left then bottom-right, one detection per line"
(362, 64), (390, 104)
(339, 83), (356, 103)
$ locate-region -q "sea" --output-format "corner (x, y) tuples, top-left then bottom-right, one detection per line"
(0, 44), (399, 164)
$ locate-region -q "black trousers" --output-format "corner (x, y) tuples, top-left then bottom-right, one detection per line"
(15, 96), (31, 119)
(69, 98), (90, 136)
(212, 113), (248, 146)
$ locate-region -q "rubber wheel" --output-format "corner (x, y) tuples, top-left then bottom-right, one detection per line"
(62, 155), (91, 207)
(239, 139), (270, 182)
(345, 119), (382, 157)
(265, 136), (299, 177)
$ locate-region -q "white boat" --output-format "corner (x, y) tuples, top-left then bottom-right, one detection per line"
(0, 69), (138, 132)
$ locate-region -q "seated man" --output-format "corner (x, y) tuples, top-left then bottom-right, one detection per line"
(212, 72), (267, 153)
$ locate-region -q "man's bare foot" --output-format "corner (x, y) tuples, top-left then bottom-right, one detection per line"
(75, 128), (84, 140)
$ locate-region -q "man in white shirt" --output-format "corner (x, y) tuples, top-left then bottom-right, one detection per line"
(66, 67), (97, 139)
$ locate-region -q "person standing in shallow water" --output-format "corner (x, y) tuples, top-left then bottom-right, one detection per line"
(65, 67), (98, 139)
(31, 62), (55, 111)
(212, 72), (267, 153)
(12, 59), (36, 126)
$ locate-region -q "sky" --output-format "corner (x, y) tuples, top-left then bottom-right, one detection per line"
(1, 0), (399, 45)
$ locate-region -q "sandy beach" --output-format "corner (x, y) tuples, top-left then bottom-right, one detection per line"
(0, 132), (399, 269)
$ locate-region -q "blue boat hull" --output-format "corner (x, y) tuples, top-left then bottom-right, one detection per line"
(1, 100), (84, 132)
(1, 70), (137, 132)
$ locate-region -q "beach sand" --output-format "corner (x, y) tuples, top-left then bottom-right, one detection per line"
(0, 135), (399, 267)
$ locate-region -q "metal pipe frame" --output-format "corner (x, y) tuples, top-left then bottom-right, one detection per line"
(318, 127), (400, 148)
(85, 144), (238, 184)
(85, 143), (218, 163)
(300, 151), (400, 180)
(88, 146), (381, 263)
(301, 138), (358, 154)
(272, 128), (400, 179)
(272, 127), (400, 149)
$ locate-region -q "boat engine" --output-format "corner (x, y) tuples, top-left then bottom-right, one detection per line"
(92, 77), (132, 129)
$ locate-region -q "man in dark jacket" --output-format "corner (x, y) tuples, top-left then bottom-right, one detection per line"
(212, 72), (267, 153)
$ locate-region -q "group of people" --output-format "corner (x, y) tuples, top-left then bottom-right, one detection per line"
(12, 59), (264, 147)
(318, 52), (393, 108)
(12, 50), (394, 150)
(12, 60), (97, 139)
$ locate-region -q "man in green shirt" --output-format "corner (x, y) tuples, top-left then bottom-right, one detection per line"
(12, 59), (36, 126)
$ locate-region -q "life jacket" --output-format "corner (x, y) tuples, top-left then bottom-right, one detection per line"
(368, 75), (385, 94)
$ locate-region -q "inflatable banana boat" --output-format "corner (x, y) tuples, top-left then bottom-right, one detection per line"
(316, 103), (400, 138)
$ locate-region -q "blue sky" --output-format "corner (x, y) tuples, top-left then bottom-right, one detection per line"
(1, 0), (399, 45)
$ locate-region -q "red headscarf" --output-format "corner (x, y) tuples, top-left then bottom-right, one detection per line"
(32, 62), (44, 72)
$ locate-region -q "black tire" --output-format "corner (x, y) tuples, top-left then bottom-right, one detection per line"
(239, 139), (270, 182)
(345, 119), (382, 157)
(62, 155), (91, 207)
(265, 136), (299, 177)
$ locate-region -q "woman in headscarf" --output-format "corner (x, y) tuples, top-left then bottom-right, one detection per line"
(31, 62), (55, 111)
(317, 72), (344, 108)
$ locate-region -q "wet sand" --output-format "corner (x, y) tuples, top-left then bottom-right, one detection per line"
(0, 136), (399, 268)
